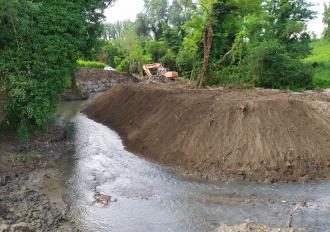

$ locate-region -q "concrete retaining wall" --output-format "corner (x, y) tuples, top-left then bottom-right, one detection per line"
(75, 68), (138, 94)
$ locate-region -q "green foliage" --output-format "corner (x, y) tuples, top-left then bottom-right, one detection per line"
(200, 0), (315, 89)
(101, 0), (317, 91)
(0, 0), (114, 138)
(323, 2), (330, 39)
(145, 40), (167, 61)
(242, 40), (313, 90)
(102, 0), (196, 77)
(103, 20), (134, 40)
(77, 60), (107, 69)
(143, 0), (169, 40)
(305, 40), (330, 88)
(176, 50), (196, 76)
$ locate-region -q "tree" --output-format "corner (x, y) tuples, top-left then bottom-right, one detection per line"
(135, 13), (150, 37)
(168, 0), (185, 29)
(103, 20), (133, 40)
(323, 2), (330, 39)
(0, 0), (115, 138)
(143, 0), (169, 40)
(243, 40), (313, 89)
(263, 0), (315, 58)
(196, 0), (217, 88)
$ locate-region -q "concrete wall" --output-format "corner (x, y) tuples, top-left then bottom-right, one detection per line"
(75, 69), (138, 94)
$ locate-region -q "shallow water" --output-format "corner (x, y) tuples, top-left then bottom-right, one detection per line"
(56, 100), (330, 232)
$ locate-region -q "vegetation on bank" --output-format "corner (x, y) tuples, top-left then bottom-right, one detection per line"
(305, 40), (330, 89)
(0, 0), (116, 138)
(101, 0), (330, 91)
(77, 60), (107, 69)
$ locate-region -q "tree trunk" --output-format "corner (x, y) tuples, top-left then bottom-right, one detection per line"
(71, 75), (77, 93)
(196, 12), (213, 89)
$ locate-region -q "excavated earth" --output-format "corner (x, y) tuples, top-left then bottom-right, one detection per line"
(84, 84), (330, 182)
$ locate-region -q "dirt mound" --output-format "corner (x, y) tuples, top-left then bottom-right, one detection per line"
(83, 85), (330, 182)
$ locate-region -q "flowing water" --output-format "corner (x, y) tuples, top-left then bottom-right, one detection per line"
(54, 99), (330, 232)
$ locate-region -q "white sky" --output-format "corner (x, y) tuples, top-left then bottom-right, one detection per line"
(105, 0), (330, 37)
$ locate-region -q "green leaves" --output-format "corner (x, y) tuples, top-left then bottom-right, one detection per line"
(0, 0), (114, 138)
(323, 2), (330, 39)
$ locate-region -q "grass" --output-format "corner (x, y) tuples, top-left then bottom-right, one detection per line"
(8, 151), (42, 164)
(77, 60), (107, 69)
(305, 40), (330, 89)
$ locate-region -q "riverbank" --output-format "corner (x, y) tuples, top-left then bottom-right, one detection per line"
(84, 84), (330, 182)
(215, 223), (305, 232)
(0, 124), (78, 231)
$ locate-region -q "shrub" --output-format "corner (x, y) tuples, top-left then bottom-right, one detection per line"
(243, 41), (314, 90)
(176, 50), (195, 77)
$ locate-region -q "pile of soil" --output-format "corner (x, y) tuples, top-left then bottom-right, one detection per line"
(84, 85), (330, 182)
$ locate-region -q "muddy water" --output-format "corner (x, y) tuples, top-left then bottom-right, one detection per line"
(55, 100), (330, 232)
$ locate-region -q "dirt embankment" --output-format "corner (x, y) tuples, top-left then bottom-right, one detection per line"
(84, 85), (330, 182)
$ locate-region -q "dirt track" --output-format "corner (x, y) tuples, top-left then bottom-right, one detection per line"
(84, 84), (330, 182)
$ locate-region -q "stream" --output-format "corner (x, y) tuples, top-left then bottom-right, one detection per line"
(53, 99), (330, 232)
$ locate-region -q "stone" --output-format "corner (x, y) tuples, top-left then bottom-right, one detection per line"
(0, 224), (10, 232)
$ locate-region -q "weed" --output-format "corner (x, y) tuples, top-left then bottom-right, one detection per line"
(8, 151), (42, 164)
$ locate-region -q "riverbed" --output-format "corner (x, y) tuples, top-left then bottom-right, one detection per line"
(52, 99), (330, 232)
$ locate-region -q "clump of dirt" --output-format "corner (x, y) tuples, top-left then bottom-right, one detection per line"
(84, 85), (330, 182)
(214, 223), (305, 232)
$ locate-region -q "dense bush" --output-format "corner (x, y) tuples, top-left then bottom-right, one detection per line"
(243, 41), (313, 90)
(77, 60), (107, 69)
(0, 0), (114, 139)
(305, 40), (330, 89)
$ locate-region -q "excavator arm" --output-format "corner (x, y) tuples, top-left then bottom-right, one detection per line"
(143, 63), (163, 79)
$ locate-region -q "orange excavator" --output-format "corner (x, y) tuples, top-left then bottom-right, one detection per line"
(143, 63), (178, 80)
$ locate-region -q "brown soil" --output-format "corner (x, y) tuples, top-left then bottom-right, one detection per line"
(83, 84), (330, 182)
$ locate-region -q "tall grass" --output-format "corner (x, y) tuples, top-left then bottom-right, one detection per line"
(305, 40), (330, 89)
(77, 60), (107, 69)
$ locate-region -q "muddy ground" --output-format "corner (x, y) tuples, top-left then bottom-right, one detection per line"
(214, 223), (305, 232)
(84, 84), (330, 182)
(0, 125), (78, 231)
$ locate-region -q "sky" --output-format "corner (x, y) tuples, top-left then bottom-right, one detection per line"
(105, 0), (330, 37)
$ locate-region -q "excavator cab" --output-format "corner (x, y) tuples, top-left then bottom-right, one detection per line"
(143, 63), (178, 80)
